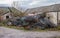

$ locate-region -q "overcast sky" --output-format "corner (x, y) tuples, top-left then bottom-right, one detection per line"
(0, 0), (60, 8)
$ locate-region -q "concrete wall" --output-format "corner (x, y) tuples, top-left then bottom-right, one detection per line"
(46, 12), (57, 26)
(1, 13), (12, 20)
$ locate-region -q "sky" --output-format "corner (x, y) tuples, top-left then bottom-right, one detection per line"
(19, 0), (60, 8)
(0, 0), (60, 8)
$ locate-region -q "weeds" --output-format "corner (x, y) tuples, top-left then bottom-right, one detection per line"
(0, 21), (60, 31)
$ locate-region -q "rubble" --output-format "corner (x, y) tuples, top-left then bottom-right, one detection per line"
(7, 14), (56, 30)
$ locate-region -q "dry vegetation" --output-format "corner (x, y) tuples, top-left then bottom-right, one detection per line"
(9, 7), (28, 17)
(0, 20), (60, 31)
(0, 7), (28, 17)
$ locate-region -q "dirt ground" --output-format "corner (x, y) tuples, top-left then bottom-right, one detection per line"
(0, 27), (60, 38)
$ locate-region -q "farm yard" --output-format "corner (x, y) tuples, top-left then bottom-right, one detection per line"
(0, 3), (60, 38)
(0, 4), (60, 30)
(0, 3), (60, 30)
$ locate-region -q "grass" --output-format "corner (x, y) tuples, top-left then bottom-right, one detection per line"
(0, 25), (25, 30)
(0, 22), (60, 32)
(1, 25), (60, 32)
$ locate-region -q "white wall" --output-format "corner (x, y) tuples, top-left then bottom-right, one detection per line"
(46, 12), (57, 26)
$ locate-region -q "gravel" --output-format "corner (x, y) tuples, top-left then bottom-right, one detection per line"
(0, 27), (60, 38)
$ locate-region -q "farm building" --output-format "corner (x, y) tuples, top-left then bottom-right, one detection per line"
(25, 4), (60, 26)
(0, 7), (13, 21)
(0, 12), (12, 21)
(0, 6), (22, 21)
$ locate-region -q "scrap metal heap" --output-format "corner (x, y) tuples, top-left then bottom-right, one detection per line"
(7, 13), (56, 30)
